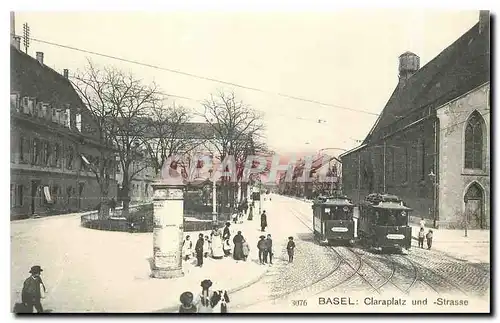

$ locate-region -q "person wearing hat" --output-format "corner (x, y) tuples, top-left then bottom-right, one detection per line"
(257, 235), (267, 265)
(194, 279), (216, 313)
(260, 210), (267, 232)
(195, 233), (205, 267)
(264, 234), (273, 265)
(21, 265), (47, 313)
(222, 222), (231, 241)
(178, 291), (197, 313)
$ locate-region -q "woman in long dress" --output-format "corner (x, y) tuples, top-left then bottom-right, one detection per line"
(232, 231), (244, 261)
(182, 236), (193, 261)
(210, 229), (224, 259)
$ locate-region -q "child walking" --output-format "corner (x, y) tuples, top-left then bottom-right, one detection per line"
(426, 229), (433, 250)
(418, 228), (425, 248)
(286, 236), (296, 263)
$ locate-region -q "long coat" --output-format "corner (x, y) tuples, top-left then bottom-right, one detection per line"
(260, 213), (267, 228)
(232, 234), (244, 260)
(223, 227), (231, 240)
(22, 276), (44, 303)
(195, 238), (204, 255)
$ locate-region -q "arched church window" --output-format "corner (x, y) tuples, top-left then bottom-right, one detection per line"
(464, 111), (484, 169)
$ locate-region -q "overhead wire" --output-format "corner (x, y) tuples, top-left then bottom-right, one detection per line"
(16, 34), (380, 117)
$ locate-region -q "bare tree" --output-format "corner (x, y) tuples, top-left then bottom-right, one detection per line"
(200, 90), (266, 209)
(144, 103), (198, 176)
(71, 60), (119, 220)
(72, 59), (162, 218)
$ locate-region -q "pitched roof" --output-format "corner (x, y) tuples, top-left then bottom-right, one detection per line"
(10, 46), (84, 110)
(142, 121), (216, 139)
(364, 20), (490, 144)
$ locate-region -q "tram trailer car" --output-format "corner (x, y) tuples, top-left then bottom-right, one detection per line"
(312, 196), (355, 245)
(358, 193), (412, 252)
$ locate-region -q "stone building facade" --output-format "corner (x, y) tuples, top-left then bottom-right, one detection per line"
(340, 12), (490, 228)
(10, 45), (117, 219)
(436, 84), (490, 229)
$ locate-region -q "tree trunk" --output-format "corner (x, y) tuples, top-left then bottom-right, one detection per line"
(121, 173), (131, 219)
(98, 181), (110, 221)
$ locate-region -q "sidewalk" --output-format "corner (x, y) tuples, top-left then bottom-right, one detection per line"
(410, 225), (490, 264)
(11, 209), (269, 313)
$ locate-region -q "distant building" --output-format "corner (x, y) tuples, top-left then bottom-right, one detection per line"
(116, 122), (216, 203)
(10, 45), (118, 219)
(340, 12), (490, 229)
(279, 154), (342, 198)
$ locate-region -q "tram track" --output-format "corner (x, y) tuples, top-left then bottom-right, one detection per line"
(232, 197), (471, 311)
(230, 205), (347, 310)
(289, 201), (446, 297)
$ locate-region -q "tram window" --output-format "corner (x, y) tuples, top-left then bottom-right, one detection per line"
(375, 210), (408, 226)
(324, 206), (351, 220)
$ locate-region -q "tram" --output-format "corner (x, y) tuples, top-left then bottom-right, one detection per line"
(358, 193), (412, 252)
(312, 195), (355, 245)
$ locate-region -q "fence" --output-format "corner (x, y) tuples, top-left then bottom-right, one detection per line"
(81, 203), (231, 233)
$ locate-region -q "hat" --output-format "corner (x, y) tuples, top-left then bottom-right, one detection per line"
(225, 222), (231, 226)
(29, 265), (43, 274)
(259, 235), (265, 239)
(179, 291), (194, 306)
(201, 279), (213, 289)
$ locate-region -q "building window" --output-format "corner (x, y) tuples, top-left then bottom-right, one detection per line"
(53, 143), (61, 167)
(44, 142), (51, 165)
(11, 94), (19, 112)
(76, 113), (82, 132)
(67, 146), (74, 169)
(16, 185), (24, 206)
(51, 185), (59, 204)
(32, 138), (40, 165)
(11, 184), (15, 207)
(19, 137), (25, 163)
(464, 111), (484, 170)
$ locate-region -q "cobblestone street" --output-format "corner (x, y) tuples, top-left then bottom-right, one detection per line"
(231, 195), (490, 313)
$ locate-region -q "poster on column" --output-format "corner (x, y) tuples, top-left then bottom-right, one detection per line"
(9, 8), (491, 315)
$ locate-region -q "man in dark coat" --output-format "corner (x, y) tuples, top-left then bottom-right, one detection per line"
(195, 233), (205, 267)
(265, 234), (273, 265)
(21, 265), (46, 313)
(257, 235), (267, 264)
(260, 211), (267, 232)
(223, 222), (231, 241)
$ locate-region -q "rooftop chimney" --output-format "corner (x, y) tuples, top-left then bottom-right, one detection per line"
(36, 52), (44, 65)
(63, 69), (69, 78)
(398, 51), (420, 86)
(479, 10), (490, 34)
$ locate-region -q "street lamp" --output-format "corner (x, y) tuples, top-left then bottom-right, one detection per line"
(208, 168), (217, 226)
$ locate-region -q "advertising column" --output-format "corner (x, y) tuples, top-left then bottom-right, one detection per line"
(151, 179), (185, 279)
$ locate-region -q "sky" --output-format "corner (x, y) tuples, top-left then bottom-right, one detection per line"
(12, 9), (479, 156)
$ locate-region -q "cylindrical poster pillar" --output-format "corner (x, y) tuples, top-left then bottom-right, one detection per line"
(151, 181), (185, 279)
